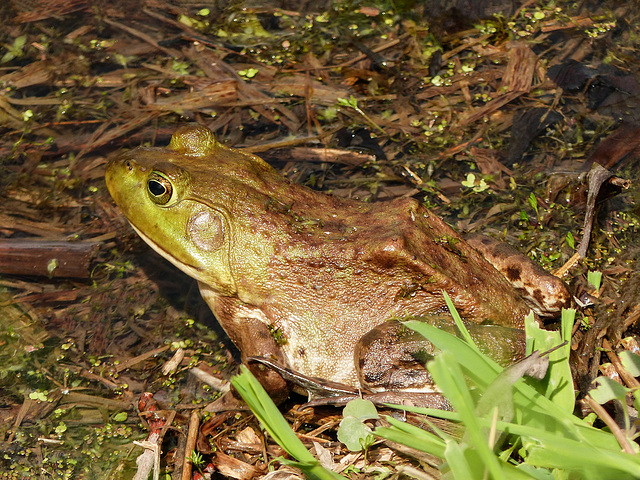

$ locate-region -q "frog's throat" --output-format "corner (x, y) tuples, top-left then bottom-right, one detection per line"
(128, 221), (206, 281)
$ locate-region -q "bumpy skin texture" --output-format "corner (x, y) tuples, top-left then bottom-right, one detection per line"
(464, 234), (571, 317)
(105, 124), (568, 397)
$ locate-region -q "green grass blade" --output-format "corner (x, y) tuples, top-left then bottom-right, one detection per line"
(231, 366), (345, 480)
(443, 440), (476, 479)
(384, 316), (639, 479)
(403, 321), (622, 449)
(375, 415), (449, 457)
(442, 290), (477, 349)
(525, 309), (575, 412)
(374, 426), (447, 457)
(520, 428), (640, 478)
(429, 352), (507, 480)
(404, 320), (501, 386)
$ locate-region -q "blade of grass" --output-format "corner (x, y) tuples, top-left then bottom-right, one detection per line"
(375, 415), (449, 457)
(519, 427), (640, 478)
(525, 309), (575, 412)
(404, 320), (502, 389)
(374, 425), (447, 458)
(442, 290), (477, 349)
(231, 366), (345, 480)
(429, 352), (507, 480)
(443, 440), (476, 479)
(403, 322), (622, 450)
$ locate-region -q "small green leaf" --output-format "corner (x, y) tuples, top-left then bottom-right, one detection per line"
(342, 398), (378, 421)
(171, 60), (190, 75)
(29, 391), (48, 402)
(337, 416), (375, 452)
(566, 232), (575, 249)
(239, 68), (259, 78)
(14, 35), (28, 49)
(587, 271), (602, 291)
(474, 178), (489, 192)
(461, 173), (476, 188)
(55, 422), (67, 435)
(47, 258), (58, 276)
(338, 399), (378, 452)
(590, 376), (629, 404)
(113, 412), (128, 422)
(619, 351), (640, 377)
(191, 450), (205, 467)
(178, 14), (194, 27)
(1, 35), (28, 63)
(337, 95), (358, 109)
(528, 193), (539, 218)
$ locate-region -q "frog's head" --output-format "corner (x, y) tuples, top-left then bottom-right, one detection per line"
(105, 124), (257, 296)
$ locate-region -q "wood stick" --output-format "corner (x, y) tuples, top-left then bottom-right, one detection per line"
(181, 411), (200, 480)
(0, 238), (99, 278)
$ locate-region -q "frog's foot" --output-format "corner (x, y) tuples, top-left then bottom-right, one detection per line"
(248, 356), (363, 398)
(465, 234), (572, 317)
(249, 357), (453, 409)
(355, 320), (437, 393)
(355, 318), (526, 393)
(302, 391), (453, 410)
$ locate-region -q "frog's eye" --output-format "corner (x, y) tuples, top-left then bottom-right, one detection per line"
(147, 172), (173, 205)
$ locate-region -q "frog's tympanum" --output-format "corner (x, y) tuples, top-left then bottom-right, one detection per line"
(106, 124), (570, 404)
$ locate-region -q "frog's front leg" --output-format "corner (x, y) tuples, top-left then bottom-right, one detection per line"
(198, 283), (290, 403)
(355, 318), (526, 393)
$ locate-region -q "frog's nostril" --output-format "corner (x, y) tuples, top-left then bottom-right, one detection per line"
(124, 159), (133, 171)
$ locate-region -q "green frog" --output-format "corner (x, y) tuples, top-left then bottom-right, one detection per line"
(105, 124), (570, 403)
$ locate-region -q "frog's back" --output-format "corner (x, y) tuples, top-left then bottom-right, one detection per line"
(356, 197), (529, 327)
(263, 193), (529, 328)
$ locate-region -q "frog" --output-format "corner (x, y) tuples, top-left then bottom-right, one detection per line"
(105, 124), (570, 404)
